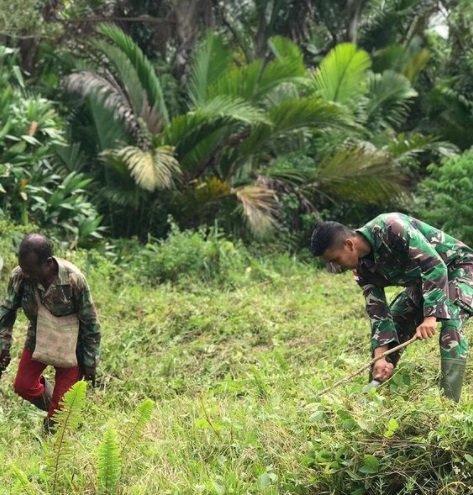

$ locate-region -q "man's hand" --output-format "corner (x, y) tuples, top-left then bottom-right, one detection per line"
(372, 357), (394, 382)
(81, 366), (96, 388)
(416, 316), (437, 340)
(0, 349), (11, 377)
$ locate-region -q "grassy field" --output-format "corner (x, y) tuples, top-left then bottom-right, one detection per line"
(0, 227), (472, 494)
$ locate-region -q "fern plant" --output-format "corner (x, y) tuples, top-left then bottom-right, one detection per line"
(47, 380), (87, 494)
(97, 428), (121, 495)
(95, 399), (154, 494)
(120, 399), (154, 467)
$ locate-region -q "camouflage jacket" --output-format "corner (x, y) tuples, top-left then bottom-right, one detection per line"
(0, 257), (101, 368)
(354, 213), (473, 350)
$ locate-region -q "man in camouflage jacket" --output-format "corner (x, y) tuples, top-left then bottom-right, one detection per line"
(0, 233), (100, 430)
(310, 213), (473, 401)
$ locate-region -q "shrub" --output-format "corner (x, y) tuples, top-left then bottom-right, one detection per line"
(415, 151), (473, 245)
(133, 221), (260, 286)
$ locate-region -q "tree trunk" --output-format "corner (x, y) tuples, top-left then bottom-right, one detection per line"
(170, 0), (215, 82)
(18, 0), (61, 74)
(345, 0), (364, 43)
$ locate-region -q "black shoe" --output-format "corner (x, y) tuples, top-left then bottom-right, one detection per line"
(30, 377), (53, 412)
(43, 416), (57, 434)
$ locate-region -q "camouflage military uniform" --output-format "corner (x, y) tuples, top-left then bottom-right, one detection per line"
(0, 257), (101, 368)
(354, 213), (473, 400)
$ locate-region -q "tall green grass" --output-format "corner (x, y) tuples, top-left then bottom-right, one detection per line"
(0, 220), (472, 494)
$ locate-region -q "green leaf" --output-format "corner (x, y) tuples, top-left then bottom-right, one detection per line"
(107, 145), (181, 191)
(464, 454), (473, 465)
(97, 24), (169, 124)
(120, 398), (155, 464)
(65, 71), (133, 140)
(97, 428), (122, 495)
(257, 472), (278, 489)
(239, 97), (355, 160)
(365, 70), (417, 129)
(316, 145), (406, 204)
(312, 43), (371, 104)
(48, 381), (88, 493)
(359, 455), (380, 474)
(384, 418), (399, 438)
(268, 36), (306, 77)
(188, 32), (232, 105)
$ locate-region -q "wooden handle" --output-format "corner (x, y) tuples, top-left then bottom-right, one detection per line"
(316, 336), (418, 397)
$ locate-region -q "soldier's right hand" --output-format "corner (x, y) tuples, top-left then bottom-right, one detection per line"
(372, 358), (394, 382)
(0, 349), (11, 376)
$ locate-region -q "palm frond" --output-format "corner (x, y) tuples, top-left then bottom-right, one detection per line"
(312, 43), (372, 105)
(207, 56), (308, 103)
(207, 59), (265, 101)
(110, 145), (181, 191)
(365, 70), (417, 129)
(257, 173), (315, 212)
(98, 153), (146, 209)
(386, 133), (457, 162)
(64, 72), (135, 130)
(267, 97), (355, 133)
(164, 113), (229, 165)
(87, 94), (130, 150)
(195, 96), (270, 124)
(177, 126), (227, 172)
(315, 145), (407, 203)
(372, 42), (430, 84)
(268, 36), (306, 77)
(92, 39), (146, 124)
(165, 98), (269, 172)
(359, 0), (417, 48)
(101, 188), (143, 209)
(54, 142), (88, 173)
(403, 48), (430, 84)
(257, 56), (310, 96)
(233, 184), (279, 235)
(167, 96), (268, 148)
(97, 24), (169, 124)
(239, 97), (356, 159)
(188, 32), (232, 105)
(264, 81), (301, 107)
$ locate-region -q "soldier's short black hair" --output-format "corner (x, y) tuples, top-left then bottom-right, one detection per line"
(310, 221), (355, 256)
(19, 233), (53, 264)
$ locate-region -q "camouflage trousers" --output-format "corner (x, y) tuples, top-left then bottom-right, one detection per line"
(387, 266), (473, 365)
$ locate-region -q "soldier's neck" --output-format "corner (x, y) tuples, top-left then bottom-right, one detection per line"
(355, 233), (372, 258)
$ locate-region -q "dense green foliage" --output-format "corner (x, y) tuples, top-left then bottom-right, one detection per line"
(0, 221), (471, 494)
(0, 0), (470, 242)
(416, 150), (473, 245)
(0, 48), (103, 246)
(0, 2), (472, 494)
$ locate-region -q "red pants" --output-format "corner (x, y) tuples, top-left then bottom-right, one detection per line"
(13, 348), (80, 417)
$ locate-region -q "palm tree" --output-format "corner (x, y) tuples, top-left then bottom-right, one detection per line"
(64, 26), (415, 238)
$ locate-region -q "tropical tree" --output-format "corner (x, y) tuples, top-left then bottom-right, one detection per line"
(64, 25), (423, 238)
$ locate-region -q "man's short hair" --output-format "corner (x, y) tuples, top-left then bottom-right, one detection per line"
(310, 221), (354, 256)
(18, 233), (53, 264)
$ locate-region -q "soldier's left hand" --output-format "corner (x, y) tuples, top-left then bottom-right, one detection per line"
(416, 316), (437, 340)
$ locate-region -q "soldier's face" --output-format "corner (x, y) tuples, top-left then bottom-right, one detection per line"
(322, 239), (359, 271)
